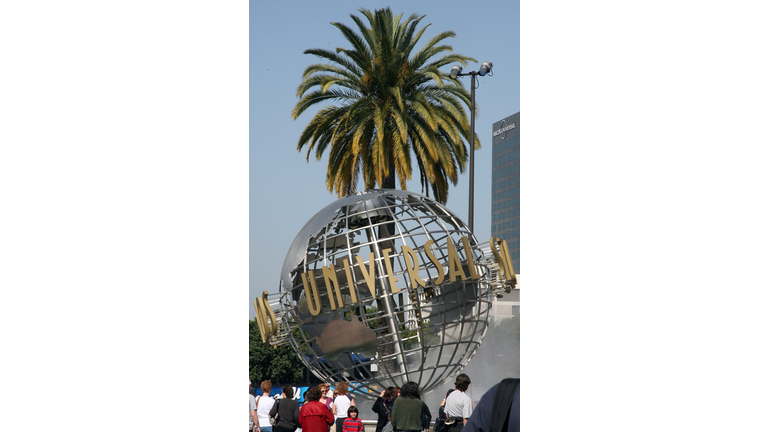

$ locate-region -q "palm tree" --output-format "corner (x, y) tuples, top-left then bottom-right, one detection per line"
(292, 7), (478, 204)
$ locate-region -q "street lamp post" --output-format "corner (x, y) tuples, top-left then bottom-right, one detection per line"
(449, 62), (493, 233)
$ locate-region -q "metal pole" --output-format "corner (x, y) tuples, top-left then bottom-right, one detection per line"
(468, 73), (476, 232)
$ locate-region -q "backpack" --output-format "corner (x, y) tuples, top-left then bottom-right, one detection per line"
(489, 378), (520, 432)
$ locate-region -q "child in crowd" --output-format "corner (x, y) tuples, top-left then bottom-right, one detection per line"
(342, 406), (364, 432)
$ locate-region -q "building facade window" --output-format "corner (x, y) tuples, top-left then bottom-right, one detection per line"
(490, 112), (520, 272)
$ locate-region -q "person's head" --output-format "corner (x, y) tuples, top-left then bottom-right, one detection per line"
(318, 383), (329, 398)
(249, 379), (252, 394)
(395, 386), (401, 397)
(455, 373), (471, 392)
(282, 385), (294, 399)
(445, 388), (455, 399)
(347, 406), (359, 419)
(305, 386), (321, 402)
(261, 380), (272, 396)
(400, 381), (421, 399)
(335, 381), (348, 396)
(383, 387), (397, 401)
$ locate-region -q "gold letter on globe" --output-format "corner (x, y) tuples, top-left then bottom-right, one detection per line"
(424, 240), (445, 285)
(322, 264), (343, 310)
(401, 245), (427, 288)
(301, 271), (323, 316)
(341, 258), (358, 303)
(355, 253), (377, 297)
(447, 238), (467, 282)
(253, 290), (278, 344)
(490, 236), (516, 283)
(382, 248), (402, 293)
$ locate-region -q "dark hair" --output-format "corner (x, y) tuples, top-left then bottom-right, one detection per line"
(283, 385), (294, 399)
(400, 381), (421, 399)
(347, 406), (359, 416)
(383, 387), (398, 402)
(455, 373), (471, 392)
(305, 386), (322, 402)
(445, 389), (455, 398)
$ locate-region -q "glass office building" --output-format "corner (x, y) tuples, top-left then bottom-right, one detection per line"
(491, 112), (520, 273)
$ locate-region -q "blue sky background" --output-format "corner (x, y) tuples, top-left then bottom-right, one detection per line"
(249, 0), (520, 317)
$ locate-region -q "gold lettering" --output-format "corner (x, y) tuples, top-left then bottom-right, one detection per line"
(461, 236), (482, 280)
(424, 239), (445, 285)
(489, 236), (506, 278)
(381, 248), (401, 293)
(355, 253), (377, 297)
(322, 264), (343, 310)
(499, 239), (517, 281)
(301, 270), (323, 315)
(401, 245), (426, 287)
(253, 298), (269, 343)
(490, 236), (516, 282)
(290, 236), (503, 315)
(342, 258), (358, 303)
(253, 290), (278, 344)
(447, 238), (467, 282)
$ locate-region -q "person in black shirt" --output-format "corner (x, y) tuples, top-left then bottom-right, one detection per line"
(371, 387), (397, 432)
(462, 379), (520, 432)
(269, 385), (301, 432)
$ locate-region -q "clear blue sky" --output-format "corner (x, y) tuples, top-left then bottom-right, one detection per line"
(249, 0), (520, 318)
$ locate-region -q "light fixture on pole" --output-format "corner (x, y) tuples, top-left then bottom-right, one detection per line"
(449, 61), (493, 232)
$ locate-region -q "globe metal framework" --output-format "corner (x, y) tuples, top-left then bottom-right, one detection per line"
(270, 189), (495, 400)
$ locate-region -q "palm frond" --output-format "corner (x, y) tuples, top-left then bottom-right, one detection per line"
(292, 7), (476, 203)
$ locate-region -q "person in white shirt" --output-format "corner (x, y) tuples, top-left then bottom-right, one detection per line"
(444, 373), (473, 431)
(255, 380), (276, 432)
(332, 381), (355, 432)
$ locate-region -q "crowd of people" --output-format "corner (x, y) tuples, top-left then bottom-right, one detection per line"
(248, 373), (519, 432)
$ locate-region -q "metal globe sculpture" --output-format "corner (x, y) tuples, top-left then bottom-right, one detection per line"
(270, 189), (495, 399)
